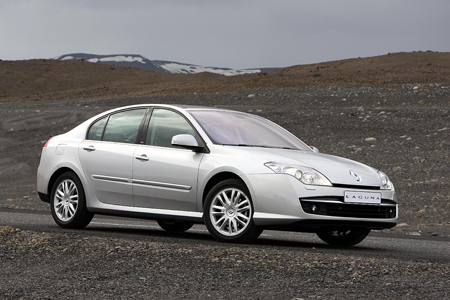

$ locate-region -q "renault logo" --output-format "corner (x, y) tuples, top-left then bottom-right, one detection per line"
(349, 170), (361, 182)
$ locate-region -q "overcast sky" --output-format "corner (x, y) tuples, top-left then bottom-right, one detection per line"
(1, 0), (449, 69)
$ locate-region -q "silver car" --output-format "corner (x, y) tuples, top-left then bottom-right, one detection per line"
(37, 104), (397, 246)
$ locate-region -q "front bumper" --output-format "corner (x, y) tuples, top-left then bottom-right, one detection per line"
(244, 173), (398, 229)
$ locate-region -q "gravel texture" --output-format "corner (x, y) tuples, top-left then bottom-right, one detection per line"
(1, 226), (449, 300)
(1, 83), (450, 299)
(1, 83), (449, 237)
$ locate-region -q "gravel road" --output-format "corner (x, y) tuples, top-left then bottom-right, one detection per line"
(1, 209), (449, 300)
(0, 83), (449, 299)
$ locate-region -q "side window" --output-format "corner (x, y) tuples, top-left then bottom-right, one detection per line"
(87, 117), (107, 141)
(102, 109), (146, 144)
(146, 109), (196, 148)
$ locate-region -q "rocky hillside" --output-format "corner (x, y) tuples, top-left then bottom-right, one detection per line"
(1, 51), (449, 103)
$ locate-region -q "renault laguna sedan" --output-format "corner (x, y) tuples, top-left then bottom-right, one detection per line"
(37, 104), (397, 246)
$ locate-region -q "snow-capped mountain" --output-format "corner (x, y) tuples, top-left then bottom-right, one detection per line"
(54, 53), (279, 76)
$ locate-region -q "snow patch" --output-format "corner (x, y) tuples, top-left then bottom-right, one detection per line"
(160, 63), (260, 76)
(55, 53), (264, 76)
(87, 55), (146, 64)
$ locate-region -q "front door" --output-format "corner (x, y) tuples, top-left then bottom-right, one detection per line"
(132, 108), (204, 211)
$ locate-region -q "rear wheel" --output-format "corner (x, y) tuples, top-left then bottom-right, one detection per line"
(316, 228), (370, 247)
(50, 171), (93, 229)
(204, 179), (263, 243)
(157, 220), (194, 233)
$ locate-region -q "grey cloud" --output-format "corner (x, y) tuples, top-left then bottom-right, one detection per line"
(0, 0), (449, 69)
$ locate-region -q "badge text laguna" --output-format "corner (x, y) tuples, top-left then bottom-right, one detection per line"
(345, 194), (381, 201)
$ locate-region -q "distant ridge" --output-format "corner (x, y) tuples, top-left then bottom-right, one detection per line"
(2, 51), (449, 103)
(54, 53), (280, 76)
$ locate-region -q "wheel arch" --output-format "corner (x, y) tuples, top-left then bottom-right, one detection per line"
(201, 171), (248, 208)
(47, 167), (83, 196)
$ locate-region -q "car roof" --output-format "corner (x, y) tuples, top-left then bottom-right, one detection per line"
(109, 104), (238, 113)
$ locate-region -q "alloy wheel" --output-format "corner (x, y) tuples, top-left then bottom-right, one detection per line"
(53, 179), (79, 222)
(209, 188), (252, 236)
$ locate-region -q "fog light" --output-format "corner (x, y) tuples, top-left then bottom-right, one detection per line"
(311, 204), (320, 214)
(388, 207), (396, 218)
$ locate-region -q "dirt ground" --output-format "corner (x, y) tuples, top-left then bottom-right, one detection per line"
(0, 83), (449, 238)
(1, 51), (450, 103)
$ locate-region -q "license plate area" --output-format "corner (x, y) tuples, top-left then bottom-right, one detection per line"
(344, 191), (381, 204)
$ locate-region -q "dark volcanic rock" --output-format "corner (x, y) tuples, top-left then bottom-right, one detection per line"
(0, 83), (449, 237)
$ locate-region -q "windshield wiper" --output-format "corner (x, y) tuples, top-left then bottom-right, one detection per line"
(222, 144), (257, 147)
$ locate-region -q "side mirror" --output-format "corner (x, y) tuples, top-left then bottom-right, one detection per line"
(310, 146), (320, 153)
(171, 134), (203, 151)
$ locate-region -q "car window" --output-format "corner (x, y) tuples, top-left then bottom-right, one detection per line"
(102, 109), (146, 144)
(146, 109), (196, 148)
(87, 117), (107, 141)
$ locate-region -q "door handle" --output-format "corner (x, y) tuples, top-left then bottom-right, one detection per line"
(135, 154), (149, 161)
(83, 145), (96, 152)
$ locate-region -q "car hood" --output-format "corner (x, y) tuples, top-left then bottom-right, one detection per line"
(247, 148), (382, 187)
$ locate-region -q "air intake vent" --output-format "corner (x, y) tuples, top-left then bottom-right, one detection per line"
(301, 200), (396, 219)
(332, 183), (380, 190)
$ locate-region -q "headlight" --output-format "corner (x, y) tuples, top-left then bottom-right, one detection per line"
(264, 162), (332, 186)
(378, 171), (394, 190)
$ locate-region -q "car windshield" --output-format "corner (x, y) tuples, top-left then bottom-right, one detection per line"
(189, 110), (310, 150)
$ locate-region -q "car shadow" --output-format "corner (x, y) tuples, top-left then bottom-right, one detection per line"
(81, 225), (382, 252)
(83, 225), (213, 241)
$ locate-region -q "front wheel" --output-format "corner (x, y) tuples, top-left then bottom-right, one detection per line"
(157, 220), (194, 233)
(316, 228), (370, 247)
(50, 171), (93, 229)
(204, 179), (263, 243)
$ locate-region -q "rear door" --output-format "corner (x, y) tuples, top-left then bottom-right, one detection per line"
(79, 108), (147, 206)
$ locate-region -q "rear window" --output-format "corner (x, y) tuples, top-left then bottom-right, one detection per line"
(102, 109), (146, 144)
(87, 117), (107, 141)
(87, 109), (146, 144)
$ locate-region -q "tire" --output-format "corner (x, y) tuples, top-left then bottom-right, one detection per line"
(204, 179), (263, 243)
(50, 171), (94, 229)
(157, 220), (194, 233)
(316, 228), (370, 247)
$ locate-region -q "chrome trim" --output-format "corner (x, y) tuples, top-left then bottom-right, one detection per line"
(349, 170), (361, 182)
(132, 179), (191, 191)
(83, 145), (96, 152)
(91, 175), (131, 183)
(135, 154), (149, 161)
(253, 212), (302, 225)
(90, 205), (203, 220)
(137, 144), (194, 152)
(91, 175), (190, 190)
(253, 212), (301, 220)
(300, 199), (396, 206)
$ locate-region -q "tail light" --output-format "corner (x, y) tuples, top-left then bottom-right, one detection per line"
(43, 138), (53, 147)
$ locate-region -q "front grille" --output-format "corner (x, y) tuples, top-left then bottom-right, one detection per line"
(332, 183), (381, 190)
(300, 200), (396, 219)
